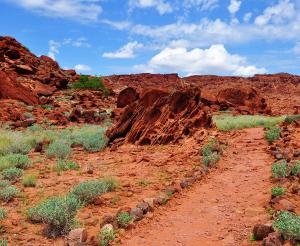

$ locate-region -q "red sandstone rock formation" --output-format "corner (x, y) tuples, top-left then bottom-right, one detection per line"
(0, 36), (75, 104)
(108, 88), (212, 145)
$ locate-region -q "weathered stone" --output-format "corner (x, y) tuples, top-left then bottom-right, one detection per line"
(68, 228), (87, 246)
(130, 207), (144, 221)
(273, 199), (296, 212)
(262, 232), (283, 246)
(253, 224), (273, 240)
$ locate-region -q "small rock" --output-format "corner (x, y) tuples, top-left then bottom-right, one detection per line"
(294, 150), (300, 157)
(275, 153), (283, 160)
(253, 224), (273, 240)
(180, 179), (190, 189)
(136, 202), (150, 214)
(130, 207), (144, 221)
(143, 198), (156, 210)
(291, 185), (300, 194)
(273, 199), (296, 212)
(68, 228), (87, 246)
(86, 166), (93, 174)
(262, 232), (283, 246)
(100, 214), (116, 228)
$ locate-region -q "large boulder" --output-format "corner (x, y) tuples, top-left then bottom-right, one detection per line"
(0, 36), (75, 104)
(108, 88), (212, 145)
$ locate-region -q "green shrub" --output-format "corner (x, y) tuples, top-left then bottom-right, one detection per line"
(272, 160), (289, 179)
(46, 140), (71, 160)
(70, 179), (117, 204)
(2, 167), (23, 181)
(271, 187), (285, 197)
(0, 239), (7, 246)
(66, 161), (79, 170)
(71, 76), (110, 96)
(0, 208), (7, 220)
(22, 175), (37, 187)
(5, 154), (31, 169)
(0, 157), (14, 171)
(273, 211), (300, 240)
(285, 114), (300, 123)
(265, 127), (281, 143)
(99, 225), (115, 246)
(201, 139), (221, 167)
(290, 161), (300, 176)
(27, 195), (82, 237)
(0, 185), (20, 202)
(54, 160), (79, 174)
(0, 180), (10, 188)
(117, 212), (132, 228)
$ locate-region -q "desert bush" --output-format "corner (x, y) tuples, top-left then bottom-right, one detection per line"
(117, 212), (132, 228)
(0, 157), (14, 171)
(54, 160), (79, 174)
(201, 139), (221, 167)
(0, 185), (19, 202)
(22, 175), (37, 187)
(284, 114), (300, 123)
(71, 76), (110, 96)
(265, 127), (281, 143)
(2, 167), (23, 181)
(271, 160), (289, 179)
(0, 239), (7, 246)
(271, 187), (285, 197)
(70, 179), (117, 204)
(213, 114), (285, 131)
(273, 211), (300, 240)
(46, 140), (71, 160)
(99, 225), (115, 246)
(290, 161), (300, 176)
(0, 208), (6, 221)
(5, 154), (31, 169)
(0, 181), (10, 188)
(27, 195), (82, 237)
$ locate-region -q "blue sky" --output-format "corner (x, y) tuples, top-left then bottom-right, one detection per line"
(1, 0), (300, 76)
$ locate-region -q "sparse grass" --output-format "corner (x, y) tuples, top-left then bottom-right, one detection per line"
(271, 187), (285, 197)
(4, 154), (31, 169)
(249, 233), (257, 242)
(46, 140), (71, 160)
(0, 185), (20, 202)
(265, 127), (281, 143)
(273, 211), (300, 240)
(284, 114), (300, 123)
(54, 160), (80, 174)
(0, 239), (7, 246)
(201, 138), (221, 167)
(0, 208), (7, 220)
(213, 114), (285, 131)
(117, 212), (132, 228)
(22, 175), (37, 187)
(2, 167), (23, 181)
(27, 195), (82, 237)
(290, 161), (300, 176)
(71, 75), (110, 96)
(272, 160), (289, 179)
(70, 178), (117, 204)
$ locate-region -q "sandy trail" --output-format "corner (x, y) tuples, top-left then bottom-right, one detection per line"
(122, 128), (272, 246)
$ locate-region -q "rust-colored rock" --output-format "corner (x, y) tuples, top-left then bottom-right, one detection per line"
(108, 88), (212, 145)
(117, 87), (139, 108)
(0, 36), (75, 105)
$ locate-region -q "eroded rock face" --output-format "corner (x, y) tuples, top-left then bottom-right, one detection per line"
(117, 87), (139, 108)
(108, 88), (212, 145)
(0, 36), (75, 104)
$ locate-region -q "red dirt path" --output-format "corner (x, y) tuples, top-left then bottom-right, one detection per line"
(121, 128), (273, 246)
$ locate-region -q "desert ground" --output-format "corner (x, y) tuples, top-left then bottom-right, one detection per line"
(0, 36), (299, 246)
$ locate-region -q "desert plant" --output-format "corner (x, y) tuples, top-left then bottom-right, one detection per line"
(290, 161), (300, 176)
(46, 140), (71, 160)
(271, 187), (285, 197)
(66, 161), (79, 170)
(0, 239), (7, 246)
(27, 195), (82, 237)
(265, 127), (281, 143)
(284, 114), (300, 123)
(0, 185), (20, 202)
(22, 175), (37, 187)
(273, 211), (300, 240)
(0, 157), (14, 171)
(99, 225), (115, 246)
(272, 160), (289, 179)
(70, 179), (117, 204)
(71, 76), (110, 96)
(5, 154), (31, 169)
(0, 208), (6, 220)
(117, 212), (132, 228)
(201, 139), (221, 167)
(0, 180), (10, 188)
(2, 167), (23, 181)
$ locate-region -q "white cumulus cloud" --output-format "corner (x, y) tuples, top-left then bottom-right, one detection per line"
(103, 41), (143, 59)
(8, 0), (102, 22)
(183, 0), (218, 11)
(129, 0), (172, 15)
(228, 0), (241, 15)
(75, 64), (92, 72)
(134, 44), (266, 76)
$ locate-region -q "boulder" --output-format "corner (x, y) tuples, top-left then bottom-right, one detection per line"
(253, 224), (273, 240)
(262, 232), (283, 246)
(67, 228), (87, 246)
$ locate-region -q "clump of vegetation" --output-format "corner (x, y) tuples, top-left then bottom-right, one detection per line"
(265, 127), (281, 143)
(0, 185), (20, 202)
(284, 114), (300, 123)
(5, 154), (31, 169)
(117, 212), (132, 228)
(2, 167), (23, 181)
(23, 112), (34, 119)
(71, 75), (110, 96)
(70, 178), (117, 204)
(201, 138), (221, 167)
(213, 114), (285, 131)
(99, 225), (115, 246)
(290, 161), (300, 176)
(46, 140), (71, 160)
(273, 211), (300, 240)
(272, 160), (289, 179)
(22, 175), (37, 187)
(54, 160), (80, 174)
(271, 187), (285, 197)
(27, 195), (82, 237)
(0, 239), (7, 246)
(0, 208), (7, 220)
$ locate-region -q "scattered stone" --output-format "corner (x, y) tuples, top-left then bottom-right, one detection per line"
(253, 224), (273, 240)
(262, 232), (283, 246)
(100, 214), (116, 228)
(143, 198), (156, 210)
(275, 153), (283, 160)
(136, 202), (150, 214)
(130, 207), (144, 221)
(273, 199), (296, 212)
(294, 150), (300, 157)
(180, 179), (191, 189)
(67, 228), (87, 246)
(291, 185), (300, 194)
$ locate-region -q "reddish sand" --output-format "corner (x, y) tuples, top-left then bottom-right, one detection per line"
(121, 128), (273, 246)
